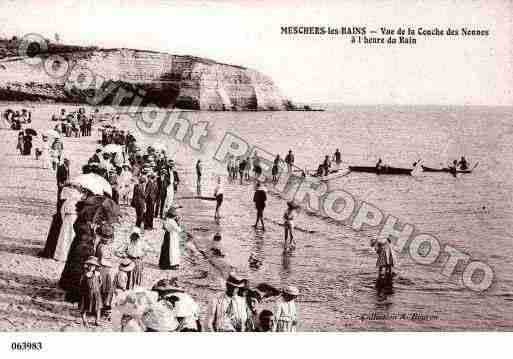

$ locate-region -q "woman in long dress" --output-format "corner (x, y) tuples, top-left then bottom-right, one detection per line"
(54, 187), (82, 262)
(162, 173), (175, 214)
(159, 207), (182, 270)
(40, 135), (51, 169)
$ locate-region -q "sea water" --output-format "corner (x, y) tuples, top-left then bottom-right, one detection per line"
(131, 104), (513, 330)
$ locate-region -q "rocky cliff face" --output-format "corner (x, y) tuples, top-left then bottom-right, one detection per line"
(0, 45), (289, 110)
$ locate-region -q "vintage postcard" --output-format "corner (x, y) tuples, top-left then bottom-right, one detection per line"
(0, 0), (512, 348)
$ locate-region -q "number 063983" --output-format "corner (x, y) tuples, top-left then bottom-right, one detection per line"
(11, 342), (42, 351)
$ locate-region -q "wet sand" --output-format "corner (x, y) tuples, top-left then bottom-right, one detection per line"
(0, 102), (235, 331)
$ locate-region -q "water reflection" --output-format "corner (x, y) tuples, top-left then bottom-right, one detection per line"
(375, 274), (395, 305)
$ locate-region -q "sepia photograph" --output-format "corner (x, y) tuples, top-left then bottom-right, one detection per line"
(0, 0), (512, 355)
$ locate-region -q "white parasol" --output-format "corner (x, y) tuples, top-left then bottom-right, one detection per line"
(45, 129), (61, 138)
(60, 186), (83, 201)
(103, 144), (124, 153)
(70, 173), (112, 196)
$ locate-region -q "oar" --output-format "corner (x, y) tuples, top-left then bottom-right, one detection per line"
(176, 196), (217, 201)
(472, 162), (479, 170)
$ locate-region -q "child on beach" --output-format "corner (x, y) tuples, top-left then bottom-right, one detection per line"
(79, 256), (103, 328)
(211, 232), (224, 257)
(213, 176), (224, 222)
(116, 227), (147, 288)
(273, 285), (299, 332)
(283, 201), (299, 252)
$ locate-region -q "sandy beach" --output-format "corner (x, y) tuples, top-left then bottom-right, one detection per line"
(0, 102), (236, 331)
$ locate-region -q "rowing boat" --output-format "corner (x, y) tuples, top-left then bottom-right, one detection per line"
(309, 167), (351, 181)
(348, 166), (413, 175)
(421, 163), (477, 174)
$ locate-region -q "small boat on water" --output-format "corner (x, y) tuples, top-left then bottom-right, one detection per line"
(421, 163), (477, 174)
(308, 167), (351, 181)
(348, 166), (413, 175)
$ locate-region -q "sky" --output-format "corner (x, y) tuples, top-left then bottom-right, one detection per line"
(0, 0), (512, 105)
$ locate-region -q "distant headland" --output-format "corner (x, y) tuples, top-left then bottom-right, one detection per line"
(0, 35), (323, 111)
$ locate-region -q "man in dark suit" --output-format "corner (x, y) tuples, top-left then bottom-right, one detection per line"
(56, 158), (70, 210)
(144, 173), (158, 230)
(131, 176), (147, 228)
(155, 170), (170, 219)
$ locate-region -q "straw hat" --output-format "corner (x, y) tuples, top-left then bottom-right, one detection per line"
(100, 257), (113, 268)
(283, 285), (299, 297)
(166, 206), (178, 218)
(84, 256), (100, 267)
(130, 226), (141, 238)
(119, 258), (135, 272)
(141, 305), (179, 332)
(287, 201), (300, 209)
(226, 272), (247, 288)
(151, 278), (184, 293)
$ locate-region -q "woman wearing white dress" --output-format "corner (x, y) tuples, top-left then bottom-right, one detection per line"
(159, 207), (182, 270)
(163, 173), (175, 214)
(54, 187), (83, 262)
(118, 165), (133, 205)
(40, 136), (51, 169)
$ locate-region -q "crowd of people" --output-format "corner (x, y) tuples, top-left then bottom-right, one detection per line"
(12, 106), (302, 331)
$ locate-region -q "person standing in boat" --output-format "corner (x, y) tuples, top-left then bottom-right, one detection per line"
(322, 155), (331, 176)
(333, 148), (342, 169)
(448, 160), (458, 177)
(285, 150), (294, 173)
(458, 156), (468, 171)
(375, 158), (383, 173)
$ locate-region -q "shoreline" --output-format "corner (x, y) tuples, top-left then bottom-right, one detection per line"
(0, 104), (241, 331)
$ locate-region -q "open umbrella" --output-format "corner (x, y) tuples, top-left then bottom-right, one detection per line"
(70, 173), (112, 196)
(25, 128), (37, 136)
(103, 144), (124, 153)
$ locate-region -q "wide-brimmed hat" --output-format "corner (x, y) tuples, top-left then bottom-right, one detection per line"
(100, 257), (113, 267)
(226, 272), (247, 288)
(166, 207), (178, 218)
(130, 226), (141, 238)
(84, 256), (100, 267)
(119, 258), (135, 272)
(141, 305), (179, 332)
(283, 285), (299, 297)
(96, 223), (114, 239)
(287, 201), (300, 209)
(151, 278), (184, 293)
